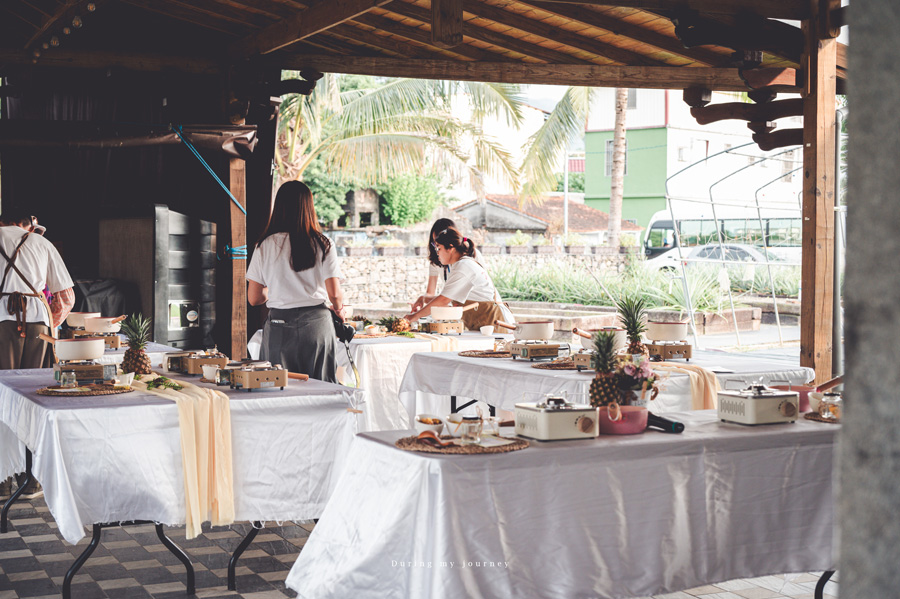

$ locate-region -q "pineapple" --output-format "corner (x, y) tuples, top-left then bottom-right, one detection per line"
(589, 331), (620, 408)
(616, 295), (648, 356)
(120, 314), (153, 374)
(378, 316), (411, 333)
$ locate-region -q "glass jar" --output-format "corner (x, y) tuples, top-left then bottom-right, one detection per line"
(818, 392), (843, 420)
(60, 370), (77, 388)
(460, 416), (483, 445)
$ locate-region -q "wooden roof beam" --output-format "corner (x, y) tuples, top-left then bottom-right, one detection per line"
(351, 12), (513, 62)
(457, 0), (667, 66)
(328, 23), (448, 59)
(24, 0), (108, 50)
(522, 1), (809, 21)
(280, 53), (754, 90)
(432, 0), (463, 48)
(387, 2), (614, 64)
(0, 48), (222, 74)
(229, 0), (393, 58)
(517, 1), (725, 66)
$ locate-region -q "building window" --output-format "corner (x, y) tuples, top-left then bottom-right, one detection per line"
(605, 139), (628, 177)
(677, 147), (688, 162)
(781, 149), (796, 182)
(627, 89), (637, 109)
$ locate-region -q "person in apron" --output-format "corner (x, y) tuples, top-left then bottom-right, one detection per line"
(0, 211), (75, 500)
(411, 218), (485, 314)
(0, 212), (75, 369)
(404, 226), (514, 329)
(246, 182), (349, 383)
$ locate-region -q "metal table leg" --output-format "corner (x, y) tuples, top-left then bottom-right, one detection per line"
(156, 523), (195, 595)
(1, 448), (32, 533)
(228, 521), (261, 591)
(63, 522), (194, 598)
(815, 570), (835, 599)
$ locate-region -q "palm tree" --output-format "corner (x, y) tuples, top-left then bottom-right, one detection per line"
(275, 73), (524, 196)
(520, 87), (629, 246)
(607, 88), (628, 248)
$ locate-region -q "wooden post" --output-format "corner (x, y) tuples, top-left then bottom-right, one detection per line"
(800, 0), (838, 381)
(432, 0), (463, 48)
(229, 158), (248, 359)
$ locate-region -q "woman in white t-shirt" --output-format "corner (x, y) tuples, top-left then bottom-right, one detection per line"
(405, 226), (513, 330)
(410, 218), (484, 313)
(246, 181), (348, 383)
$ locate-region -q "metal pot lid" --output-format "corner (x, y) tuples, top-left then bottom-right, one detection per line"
(720, 383), (797, 398)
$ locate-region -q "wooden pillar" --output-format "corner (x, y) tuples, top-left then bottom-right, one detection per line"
(229, 158), (248, 359)
(800, 0), (838, 382)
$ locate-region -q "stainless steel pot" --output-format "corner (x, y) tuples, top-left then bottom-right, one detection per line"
(39, 334), (106, 361)
(494, 320), (554, 340)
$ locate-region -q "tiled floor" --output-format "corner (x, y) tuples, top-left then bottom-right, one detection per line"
(0, 495), (838, 599)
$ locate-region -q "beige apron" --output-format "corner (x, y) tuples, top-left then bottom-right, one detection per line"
(0, 232), (56, 350)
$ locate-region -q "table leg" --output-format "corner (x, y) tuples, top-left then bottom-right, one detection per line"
(450, 397), (496, 417)
(62, 524), (101, 599)
(815, 570), (835, 599)
(228, 521), (261, 591)
(1, 448), (32, 533)
(156, 524), (195, 595)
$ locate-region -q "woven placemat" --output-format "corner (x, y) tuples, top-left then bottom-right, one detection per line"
(804, 412), (841, 424)
(36, 384), (134, 397)
(396, 435), (529, 454)
(458, 350), (511, 358)
(353, 332), (393, 339)
(531, 359), (578, 370)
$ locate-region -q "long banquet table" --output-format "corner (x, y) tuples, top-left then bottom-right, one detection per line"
(399, 348), (814, 420)
(285, 411), (838, 599)
(250, 329), (503, 431)
(0, 368), (363, 545)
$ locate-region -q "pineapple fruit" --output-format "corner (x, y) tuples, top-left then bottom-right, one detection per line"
(378, 316), (411, 333)
(616, 295), (648, 356)
(589, 331), (620, 408)
(120, 314), (153, 374)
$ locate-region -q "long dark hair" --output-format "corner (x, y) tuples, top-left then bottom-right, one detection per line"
(428, 218), (457, 267)
(434, 226), (476, 259)
(256, 181), (331, 272)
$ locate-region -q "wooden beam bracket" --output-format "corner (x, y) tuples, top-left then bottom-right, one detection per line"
(683, 86), (712, 108)
(752, 128), (803, 151)
(431, 0), (463, 48)
(670, 9), (804, 62)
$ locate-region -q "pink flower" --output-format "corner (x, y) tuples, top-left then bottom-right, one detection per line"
(623, 363), (637, 376)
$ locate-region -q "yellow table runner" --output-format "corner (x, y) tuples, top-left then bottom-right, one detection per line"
(654, 362), (720, 410)
(131, 374), (235, 539)
(414, 332), (460, 353)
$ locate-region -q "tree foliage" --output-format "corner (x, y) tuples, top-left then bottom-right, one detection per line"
(275, 73), (524, 202)
(379, 174), (445, 227)
(555, 172), (585, 193)
(300, 155), (357, 224)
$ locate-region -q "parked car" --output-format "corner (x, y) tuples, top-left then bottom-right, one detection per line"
(645, 243), (784, 272)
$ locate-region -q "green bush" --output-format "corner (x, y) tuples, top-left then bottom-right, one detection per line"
(505, 230), (531, 246)
(301, 156), (356, 224)
(379, 174), (444, 227)
(489, 261), (726, 313)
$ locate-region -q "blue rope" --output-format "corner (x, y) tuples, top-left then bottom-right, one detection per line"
(170, 125), (247, 216)
(218, 244), (248, 261)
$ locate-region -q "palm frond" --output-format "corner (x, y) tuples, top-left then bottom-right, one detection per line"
(519, 86), (595, 203)
(459, 81), (524, 127)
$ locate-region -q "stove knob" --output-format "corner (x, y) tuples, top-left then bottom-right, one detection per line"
(578, 416), (594, 433)
(779, 401), (797, 418)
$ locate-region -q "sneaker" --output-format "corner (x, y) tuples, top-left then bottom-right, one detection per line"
(18, 481), (43, 501)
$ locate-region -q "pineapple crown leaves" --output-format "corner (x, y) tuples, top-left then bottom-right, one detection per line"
(590, 331), (618, 374)
(120, 313), (151, 349)
(615, 295), (648, 340)
(378, 316), (400, 327)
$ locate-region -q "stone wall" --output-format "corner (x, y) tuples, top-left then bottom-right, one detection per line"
(339, 252), (635, 304)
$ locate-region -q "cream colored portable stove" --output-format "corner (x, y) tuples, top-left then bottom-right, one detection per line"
(647, 341), (692, 361)
(510, 341), (568, 361)
(515, 396), (599, 440)
(718, 383), (799, 425)
(420, 320), (463, 335)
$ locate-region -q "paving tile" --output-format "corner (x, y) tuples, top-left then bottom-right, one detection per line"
(103, 540), (141, 549)
(122, 560), (163, 571)
(241, 591), (290, 599)
(0, 558), (42, 575)
(186, 545), (226, 556)
(49, 574), (91, 586)
(203, 531), (241, 540)
(0, 577), (57, 598)
(686, 585), (725, 595)
(0, 590), (16, 599)
(142, 582), (185, 595)
(652, 592), (694, 599)
(0, 551), (33, 561)
(104, 586), (153, 598)
(4, 574), (46, 583)
(733, 587), (783, 599)
(97, 578), (141, 590)
(66, 581), (110, 599)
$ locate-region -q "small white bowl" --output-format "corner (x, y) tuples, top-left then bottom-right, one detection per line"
(201, 364), (219, 380)
(414, 414), (444, 435)
(480, 325), (494, 336)
(444, 413), (465, 437)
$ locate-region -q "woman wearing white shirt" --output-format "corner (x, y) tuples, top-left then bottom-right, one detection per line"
(247, 181), (348, 382)
(411, 218), (484, 313)
(405, 226), (513, 329)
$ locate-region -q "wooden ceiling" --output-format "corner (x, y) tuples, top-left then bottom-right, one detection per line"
(0, 0), (847, 91)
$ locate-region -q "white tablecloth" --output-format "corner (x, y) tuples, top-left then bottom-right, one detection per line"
(336, 333), (502, 431)
(399, 349), (814, 421)
(286, 411), (837, 599)
(0, 369), (363, 544)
